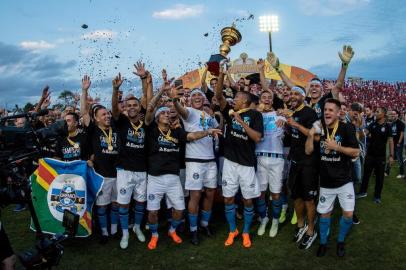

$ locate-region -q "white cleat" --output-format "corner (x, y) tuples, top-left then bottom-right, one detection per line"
(269, 219), (279, 238)
(120, 235), (129, 249)
(133, 226), (146, 242)
(257, 216), (269, 236)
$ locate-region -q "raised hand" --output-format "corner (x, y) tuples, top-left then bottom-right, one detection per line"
(41, 85), (50, 100)
(133, 61), (147, 77)
(257, 58), (265, 71)
(267, 52), (280, 71)
(338, 45), (354, 65)
(162, 69), (168, 82)
(112, 73), (124, 90)
(82, 75), (91, 91)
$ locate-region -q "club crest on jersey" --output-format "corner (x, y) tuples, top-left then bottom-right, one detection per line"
(320, 196), (326, 203)
(148, 194), (155, 200)
(222, 180), (227, 186)
(48, 174), (86, 221)
(193, 173), (199, 180)
(120, 188), (126, 195)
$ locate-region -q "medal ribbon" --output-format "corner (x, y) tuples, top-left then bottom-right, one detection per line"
(326, 120), (339, 141)
(158, 126), (174, 142)
(130, 120), (143, 136)
(67, 130), (79, 148)
(100, 127), (113, 149)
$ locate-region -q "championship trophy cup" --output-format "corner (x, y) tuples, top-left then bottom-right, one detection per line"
(207, 23), (242, 76)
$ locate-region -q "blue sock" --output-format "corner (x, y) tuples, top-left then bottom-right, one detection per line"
(97, 207), (108, 235)
(256, 198), (268, 219)
(243, 206), (254, 233)
(166, 209), (173, 223)
(119, 207), (129, 230)
(200, 210), (212, 227)
(134, 203), (145, 227)
(170, 219), (182, 233)
(111, 204), (119, 225)
(281, 193), (288, 205)
(188, 213), (198, 232)
(225, 204), (237, 232)
(148, 223), (159, 237)
(319, 217), (331, 245)
(271, 198), (282, 219)
(338, 216), (353, 242)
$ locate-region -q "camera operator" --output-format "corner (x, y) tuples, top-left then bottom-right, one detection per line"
(0, 219), (16, 270)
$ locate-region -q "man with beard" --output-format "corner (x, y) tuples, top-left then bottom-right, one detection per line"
(357, 107), (394, 203)
(144, 81), (221, 250)
(215, 64), (263, 248)
(80, 75), (120, 244)
(364, 105), (375, 127)
(174, 88), (219, 245)
(278, 84), (319, 249)
(255, 90), (286, 238)
(305, 99), (359, 257)
(268, 45), (354, 120)
(111, 62), (153, 249)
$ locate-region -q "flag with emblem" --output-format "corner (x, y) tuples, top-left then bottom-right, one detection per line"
(30, 158), (103, 237)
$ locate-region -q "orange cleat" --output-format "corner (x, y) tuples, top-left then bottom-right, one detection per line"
(168, 231), (182, 244)
(242, 233), (251, 248)
(148, 236), (158, 250)
(224, 229), (239, 246)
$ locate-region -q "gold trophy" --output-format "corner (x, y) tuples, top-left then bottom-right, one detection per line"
(219, 23), (242, 57)
(207, 23), (242, 76)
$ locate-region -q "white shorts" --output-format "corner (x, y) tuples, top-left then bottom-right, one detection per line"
(185, 161), (217, 191)
(317, 182), (355, 214)
(179, 169), (189, 197)
(96, 177), (117, 206)
(116, 169), (147, 204)
(221, 158), (260, 199)
(147, 174), (185, 211)
(256, 156), (285, 193)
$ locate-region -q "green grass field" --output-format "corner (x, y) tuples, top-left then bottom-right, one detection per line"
(3, 170), (406, 270)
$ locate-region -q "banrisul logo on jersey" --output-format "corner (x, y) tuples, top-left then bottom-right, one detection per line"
(30, 158), (103, 237)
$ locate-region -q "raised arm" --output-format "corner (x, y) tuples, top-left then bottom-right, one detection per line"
(257, 59), (270, 91)
(35, 86), (50, 112)
(112, 73), (124, 120)
(145, 83), (169, 125)
(201, 65), (209, 93)
(133, 61), (151, 110)
(332, 45), (354, 98)
(215, 65), (227, 111)
(80, 75), (91, 127)
(267, 52), (295, 89)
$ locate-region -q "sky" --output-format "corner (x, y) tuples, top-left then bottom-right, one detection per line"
(0, 0), (405, 108)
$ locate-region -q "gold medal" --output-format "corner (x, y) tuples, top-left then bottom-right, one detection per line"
(108, 145), (113, 151)
(324, 120), (339, 154)
(286, 103), (305, 117)
(100, 127), (113, 151)
(74, 143), (79, 149)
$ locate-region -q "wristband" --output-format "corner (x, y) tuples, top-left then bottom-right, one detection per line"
(141, 76), (147, 80)
(342, 62), (349, 68)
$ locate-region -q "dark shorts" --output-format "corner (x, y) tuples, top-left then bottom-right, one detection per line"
(288, 162), (318, 201)
(0, 224), (14, 262)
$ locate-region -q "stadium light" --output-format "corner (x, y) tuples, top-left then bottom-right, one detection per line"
(259, 15), (279, 52)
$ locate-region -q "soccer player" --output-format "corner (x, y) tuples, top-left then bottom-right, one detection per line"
(358, 107), (394, 203)
(111, 63), (153, 249)
(144, 82), (221, 250)
(215, 64), (264, 248)
(389, 110), (405, 178)
(174, 88), (219, 245)
(305, 98), (359, 257)
(55, 112), (87, 162)
(255, 90), (286, 237)
(80, 75), (120, 244)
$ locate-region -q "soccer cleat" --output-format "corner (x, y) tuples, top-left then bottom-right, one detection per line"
(396, 175), (404, 179)
(168, 231), (182, 244)
(120, 235), (129, 249)
(190, 231), (199, 245)
(133, 226), (146, 242)
(224, 229), (239, 246)
(269, 219), (279, 238)
(355, 192), (367, 199)
(279, 208), (287, 224)
(199, 225), (214, 237)
(293, 224), (308, 242)
(299, 232), (318, 249)
(291, 210), (297, 225)
(257, 216), (269, 236)
(242, 233), (252, 248)
(317, 244), (327, 257)
(147, 236), (158, 250)
(336, 242), (345, 257)
(352, 214), (360, 225)
(374, 198), (382, 204)
(13, 204), (26, 212)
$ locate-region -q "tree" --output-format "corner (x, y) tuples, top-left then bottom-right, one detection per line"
(58, 90), (75, 107)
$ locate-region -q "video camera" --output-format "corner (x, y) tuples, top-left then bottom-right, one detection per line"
(0, 110), (77, 269)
